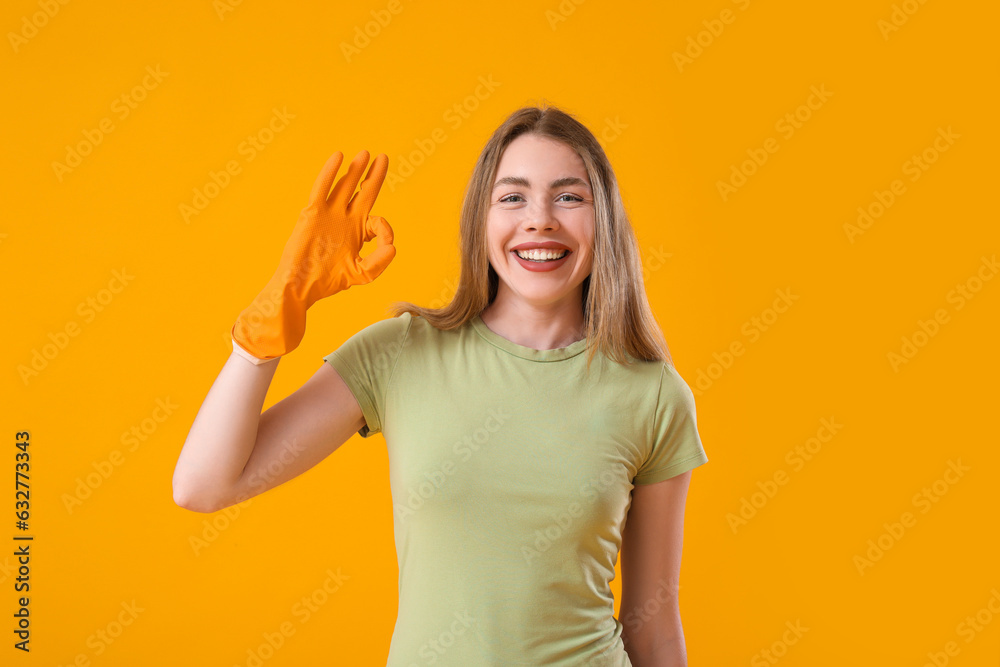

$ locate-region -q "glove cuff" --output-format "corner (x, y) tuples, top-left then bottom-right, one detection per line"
(231, 281), (308, 360)
(231, 330), (278, 366)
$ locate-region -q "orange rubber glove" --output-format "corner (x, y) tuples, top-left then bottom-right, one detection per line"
(231, 150), (395, 361)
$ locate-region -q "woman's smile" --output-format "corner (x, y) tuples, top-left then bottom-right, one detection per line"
(486, 132), (595, 308)
(510, 248), (573, 272)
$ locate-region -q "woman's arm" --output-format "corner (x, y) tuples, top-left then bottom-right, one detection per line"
(173, 149), (393, 513)
(171, 352), (365, 514)
(619, 470), (694, 667)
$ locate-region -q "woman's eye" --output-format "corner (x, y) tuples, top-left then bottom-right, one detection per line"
(499, 193), (584, 204)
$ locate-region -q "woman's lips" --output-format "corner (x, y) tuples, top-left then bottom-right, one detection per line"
(510, 250), (571, 272)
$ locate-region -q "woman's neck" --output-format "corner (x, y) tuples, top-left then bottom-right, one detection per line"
(479, 292), (586, 351)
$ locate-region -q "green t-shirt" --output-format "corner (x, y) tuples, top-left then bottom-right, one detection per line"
(323, 311), (708, 666)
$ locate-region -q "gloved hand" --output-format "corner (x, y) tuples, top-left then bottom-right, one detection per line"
(231, 150), (395, 361)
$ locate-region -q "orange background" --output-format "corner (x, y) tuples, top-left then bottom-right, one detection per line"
(2, 0), (998, 664)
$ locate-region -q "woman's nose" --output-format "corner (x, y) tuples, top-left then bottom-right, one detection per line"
(522, 201), (559, 231)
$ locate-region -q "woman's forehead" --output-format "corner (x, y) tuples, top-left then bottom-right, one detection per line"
(495, 136), (590, 184)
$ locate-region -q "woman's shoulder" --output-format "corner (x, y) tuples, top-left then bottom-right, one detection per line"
(602, 355), (694, 397)
(353, 310), (414, 337)
(655, 361), (698, 405)
(354, 310), (462, 347)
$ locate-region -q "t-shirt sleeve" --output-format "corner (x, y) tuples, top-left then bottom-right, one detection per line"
(634, 363), (709, 485)
(322, 312), (413, 438)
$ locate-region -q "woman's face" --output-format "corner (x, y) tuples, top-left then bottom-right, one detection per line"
(485, 133), (595, 312)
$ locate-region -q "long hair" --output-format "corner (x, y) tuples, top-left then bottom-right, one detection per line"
(387, 103), (673, 371)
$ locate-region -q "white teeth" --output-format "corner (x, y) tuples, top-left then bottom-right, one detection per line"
(514, 248), (567, 261)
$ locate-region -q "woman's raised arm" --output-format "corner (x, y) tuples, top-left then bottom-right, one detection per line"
(171, 149), (395, 512)
(171, 353), (365, 514)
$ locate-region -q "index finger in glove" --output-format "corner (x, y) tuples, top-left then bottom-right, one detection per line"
(348, 153), (389, 218)
(363, 214), (394, 245)
(330, 149), (373, 209)
(308, 151), (345, 203)
(355, 216), (396, 283)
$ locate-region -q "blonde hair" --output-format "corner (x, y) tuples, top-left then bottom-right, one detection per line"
(388, 103), (672, 371)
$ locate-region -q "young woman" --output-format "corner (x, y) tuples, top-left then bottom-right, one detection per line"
(173, 105), (708, 667)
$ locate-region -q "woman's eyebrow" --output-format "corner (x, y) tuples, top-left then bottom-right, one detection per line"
(492, 175), (590, 190)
